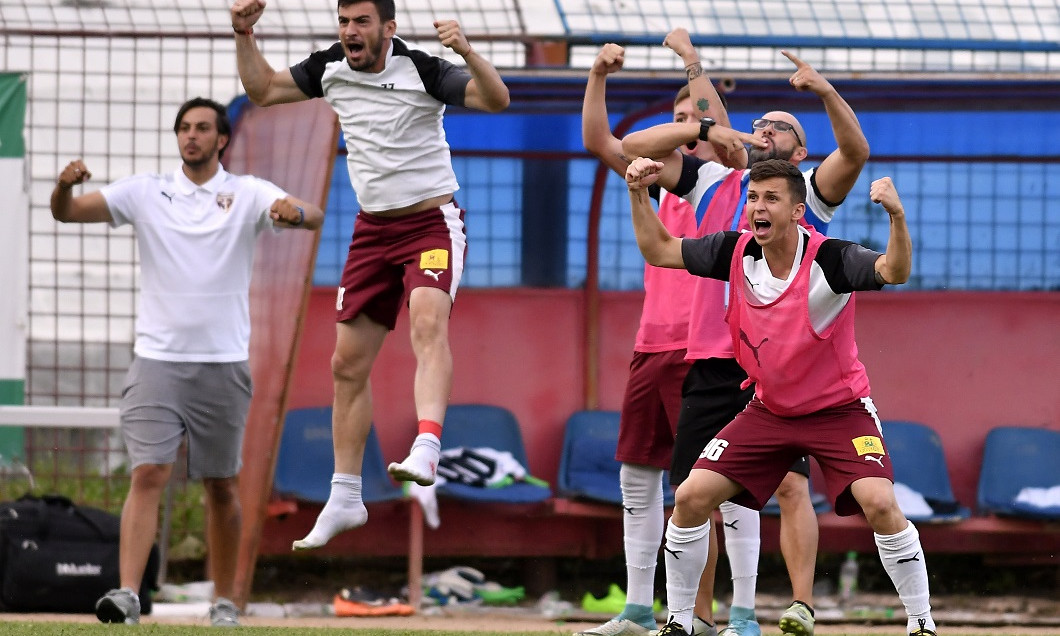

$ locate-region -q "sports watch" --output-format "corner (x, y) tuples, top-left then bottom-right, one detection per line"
(698, 117), (716, 141)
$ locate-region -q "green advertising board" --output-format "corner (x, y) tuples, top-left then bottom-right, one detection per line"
(0, 72), (27, 463)
(0, 73), (26, 158)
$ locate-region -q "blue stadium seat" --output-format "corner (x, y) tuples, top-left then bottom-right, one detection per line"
(882, 420), (970, 523)
(557, 409), (674, 507)
(273, 407), (404, 505)
(273, 407), (425, 608)
(977, 426), (1060, 520)
(436, 404), (551, 503)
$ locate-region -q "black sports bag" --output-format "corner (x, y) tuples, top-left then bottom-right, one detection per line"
(0, 494), (158, 613)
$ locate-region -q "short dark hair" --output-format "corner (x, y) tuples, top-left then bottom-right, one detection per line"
(173, 97), (231, 158)
(338, 0), (395, 21)
(673, 84), (727, 110)
(748, 159), (806, 204)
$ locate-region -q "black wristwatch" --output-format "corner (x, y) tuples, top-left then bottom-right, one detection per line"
(698, 117), (716, 141)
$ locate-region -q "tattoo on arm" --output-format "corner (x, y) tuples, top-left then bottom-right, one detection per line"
(696, 98), (710, 113)
(685, 63), (703, 81)
(618, 152), (632, 165)
(874, 270), (886, 285)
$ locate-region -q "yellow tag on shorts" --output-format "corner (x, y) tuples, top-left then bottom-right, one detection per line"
(419, 249), (449, 270)
(852, 435), (885, 456)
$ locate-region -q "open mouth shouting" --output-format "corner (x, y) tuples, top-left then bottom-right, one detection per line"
(345, 40), (365, 58)
(752, 218), (772, 238)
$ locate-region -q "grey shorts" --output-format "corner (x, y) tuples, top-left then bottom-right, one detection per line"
(119, 356), (252, 479)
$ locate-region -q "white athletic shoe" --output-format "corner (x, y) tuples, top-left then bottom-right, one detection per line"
(693, 616), (719, 636)
(576, 619), (653, 636)
(778, 601), (814, 636)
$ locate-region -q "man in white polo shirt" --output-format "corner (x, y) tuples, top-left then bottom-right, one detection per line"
(49, 96), (323, 627)
(229, 0), (510, 550)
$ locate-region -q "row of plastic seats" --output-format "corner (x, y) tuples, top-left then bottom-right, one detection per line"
(273, 406), (1060, 521)
(273, 404), (552, 508)
(872, 420), (1060, 522)
(557, 414), (1060, 523)
(559, 413), (1060, 522)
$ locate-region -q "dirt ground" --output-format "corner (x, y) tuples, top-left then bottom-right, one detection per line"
(4, 588), (1058, 635)
(2, 611), (1060, 635)
(10, 555), (1054, 634)
(237, 554), (1060, 634)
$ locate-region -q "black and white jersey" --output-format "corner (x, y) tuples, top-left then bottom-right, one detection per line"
(290, 37), (472, 212)
(682, 226), (883, 331)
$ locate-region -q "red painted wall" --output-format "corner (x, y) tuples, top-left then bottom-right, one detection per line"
(287, 289), (1059, 512)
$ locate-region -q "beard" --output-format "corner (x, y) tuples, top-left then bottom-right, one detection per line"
(747, 144), (795, 170)
(347, 28), (386, 71)
(180, 144), (218, 168)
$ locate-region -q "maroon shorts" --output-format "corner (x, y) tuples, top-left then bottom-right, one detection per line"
(615, 349), (692, 469)
(336, 202), (467, 329)
(692, 396), (893, 516)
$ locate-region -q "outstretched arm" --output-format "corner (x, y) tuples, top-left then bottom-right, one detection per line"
(582, 43), (630, 176)
(665, 28), (746, 169)
(622, 122), (764, 191)
(783, 50), (869, 202)
(50, 161), (111, 223)
(626, 157), (685, 269)
(665, 28), (730, 126)
(436, 20), (510, 112)
(869, 177), (911, 285)
(231, 0), (309, 106)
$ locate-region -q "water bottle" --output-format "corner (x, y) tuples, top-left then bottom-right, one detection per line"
(838, 551), (859, 605)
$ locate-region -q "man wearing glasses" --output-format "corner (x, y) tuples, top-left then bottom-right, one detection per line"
(622, 50), (869, 636)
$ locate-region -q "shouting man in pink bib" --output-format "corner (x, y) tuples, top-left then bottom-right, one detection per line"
(626, 156), (938, 636)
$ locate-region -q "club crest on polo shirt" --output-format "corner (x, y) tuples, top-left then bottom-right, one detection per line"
(216, 192), (235, 213)
(851, 435), (886, 456)
(419, 249), (449, 270)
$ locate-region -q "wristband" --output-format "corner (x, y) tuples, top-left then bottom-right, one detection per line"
(292, 206), (304, 226)
(233, 26), (253, 35)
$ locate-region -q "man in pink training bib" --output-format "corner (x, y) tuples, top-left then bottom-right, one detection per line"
(625, 156), (939, 636)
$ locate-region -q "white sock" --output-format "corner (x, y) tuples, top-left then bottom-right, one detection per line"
(387, 433), (441, 486)
(621, 464), (665, 609)
(408, 482), (440, 529)
(292, 473), (367, 550)
(720, 501), (760, 610)
(875, 521), (935, 634)
(664, 518), (710, 634)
